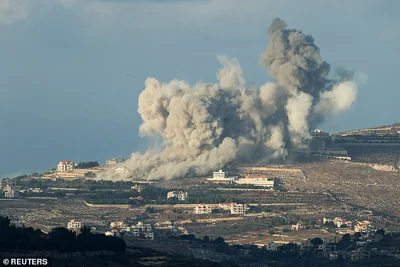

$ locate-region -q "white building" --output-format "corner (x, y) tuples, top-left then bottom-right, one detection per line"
(333, 217), (352, 228)
(291, 223), (301, 231)
(130, 222), (152, 233)
(194, 205), (213, 214)
(154, 221), (173, 229)
(105, 231), (113, 236)
(354, 221), (371, 233)
(115, 167), (128, 174)
(207, 170), (238, 183)
(110, 221), (126, 229)
(230, 203), (248, 215)
(67, 220), (82, 230)
(106, 159), (118, 165)
(167, 191), (188, 201)
(127, 222), (154, 240)
(235, 177), (275, 188)
(218, 203), (231, 211)
(3, 185), (20, 198)
(57, 160), (75, 172)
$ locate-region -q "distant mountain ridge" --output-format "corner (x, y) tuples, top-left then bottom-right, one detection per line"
(337, 123), (400, 136)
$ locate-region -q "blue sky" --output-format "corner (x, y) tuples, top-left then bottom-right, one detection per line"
(1, 0), (399, 177)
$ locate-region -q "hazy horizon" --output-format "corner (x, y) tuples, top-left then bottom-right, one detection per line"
(1, 0), (399, 178)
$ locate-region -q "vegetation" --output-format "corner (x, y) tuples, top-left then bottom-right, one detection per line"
(75, 161), (99, 169)
(0, 216), (126, 253)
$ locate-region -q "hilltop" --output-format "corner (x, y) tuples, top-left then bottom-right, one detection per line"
(337, 123), (400, 136)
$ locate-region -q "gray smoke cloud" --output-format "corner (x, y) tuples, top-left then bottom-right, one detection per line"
(98, 18), (360, 181)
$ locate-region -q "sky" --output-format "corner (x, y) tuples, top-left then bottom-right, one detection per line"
(1, 0), (399, 178)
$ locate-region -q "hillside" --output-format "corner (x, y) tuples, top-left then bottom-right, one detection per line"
(338, 123), (400, 136)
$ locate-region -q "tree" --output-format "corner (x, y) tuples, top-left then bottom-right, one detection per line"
(80, 226), (91, 236)
(376, 228), (385, 236)
(49, 227), (77, 253)
(353, 232), (361, 241)
(203, 235), (210, 243)
(75, 161), (99, 169)
(336, 255), (346, 267)
(84, 172), (96, 178)
(0, 216), (12, 230)
(310, 237), (323, 247)
(212, 237), (226, 246)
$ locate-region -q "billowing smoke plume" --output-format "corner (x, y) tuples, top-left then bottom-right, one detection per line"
(100, 18), (360, 180)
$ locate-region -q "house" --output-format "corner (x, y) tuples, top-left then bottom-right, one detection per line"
(354, 221), (370, 233)
(106, 159), (118, 165)
(207, 170), (238, 183)
(105, 231), (113, 236)
(154, 221), (173, 229)
(291, 223), (301, 231)
(300, 239), (313, 251)
(333, 217), (352, 228)
(194, 205), (213, 214)
(356, 241), (367, 247)
(115, 167), (128, 174)
(57, 160), (75, 172)
(167, 191), (188, 201)
(144, 232), (154, 240)
(127, 222), (154, 239)
(67, 220), (82, 230)
(349, 249), (370, 261)
(264, 242), (279, 251)
(328, 252), (338, 260)
(218, 203), (231, 211)
(110, 221), (126, 229)
(1, 178), (12, 190)
(131, 184), (142, 192)
(323, 217), (333, 224)
(230, 203), (248, 215)
(3, 185), (20, 198)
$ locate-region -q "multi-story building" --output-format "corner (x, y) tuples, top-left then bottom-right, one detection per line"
(208, 169), (274, 188)
(57, 160), (75, 172)
(349, 249), (371, 261)
(106, 159), (118, 166)
(354, 221), (371, 233)
(218, 203), (231, 211)
(194, 205), (213, 214)
(1, 178), (12, 190)
(3, 185), (20, 198)
(333, 217), (352, 228)
(309, 129), (348, 155)
(207, 170), (238, 183)
(67, 220), (82, 230)
(127, 222), (153, 240)
(230, 203), (248, 215)
(167, 191), (188, 201)
(131, 184), (142, 192)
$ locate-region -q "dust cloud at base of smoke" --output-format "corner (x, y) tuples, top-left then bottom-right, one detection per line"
(97, 18), (362, 181)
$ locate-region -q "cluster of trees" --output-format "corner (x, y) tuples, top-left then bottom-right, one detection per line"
(0, 216), (126, 253)
(185, 190), (243, 204)
(84, 186), (173, 205)
(75, 161), (99, 169)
